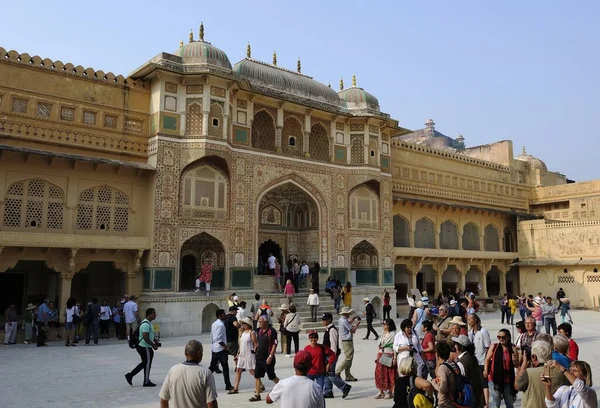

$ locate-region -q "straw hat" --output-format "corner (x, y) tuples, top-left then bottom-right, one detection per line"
(25, 303), (36, 311)
(241, 317), (253, 328)
(340, 306), (354, 315)
(363, 297), (370, 301)
(449, 316), (466, 326)
(279, 304), (289, 310)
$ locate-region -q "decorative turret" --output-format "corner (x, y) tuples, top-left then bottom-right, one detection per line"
(515, 145), (547, 171)
(455, 133), (465, 150)
(339, 78), (344, 91)
(189, 29), (194, 43)
(424, 118), (435, 137)
(297, 58), (301, 73)
(199, 22), (205, 41)
(338, 73), (380, 111)
(352, 74), (357, 87)
(175, 24), (232, 70)
(273, 50), (277, 66)
(246, 43), (251, 58)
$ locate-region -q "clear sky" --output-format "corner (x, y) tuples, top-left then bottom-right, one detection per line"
(1, 1), (598, 180)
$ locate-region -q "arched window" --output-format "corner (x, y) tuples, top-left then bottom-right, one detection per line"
(349, 186), (379, 230)
(393, 215), (409, 247)
(3, 179), (65, 230)
(414, 217), (435, 249)
(186, 102), (203, 136)
(462, 222), (480, 251)
(309, 123), (329, 162)
(76, 185), (129, 232)
(181, 165), (228, 219)
(252, 110), (276, 151)
(484, 224), (500, 251)
(440, 220), (459, 249)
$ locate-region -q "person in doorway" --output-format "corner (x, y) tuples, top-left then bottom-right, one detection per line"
(208, 309), (233, 391)
(23, 303), (36, 344)
(123, 295), (139, 340)
(3, 301), (18, 345)
(196, 260), (213, 296)
(321, 312), (352, 399)
(267, 253), (276, 275)
(362, 297), (379, 340)
(300, 261), (309, 288)
(36, 298), (50, 347)
(48, 301), (62, 339)
(99, 299), (112, 339)
(382, 289), (391, 320)
(274, 260), (282, 293)
(292, 259), (300, 292)
(266, 350), (323, 408)
(159, 339), (218, 408)
(125, 308), (161, 387)
(307, 289), (320, 322)
(251, 315), (280, 402)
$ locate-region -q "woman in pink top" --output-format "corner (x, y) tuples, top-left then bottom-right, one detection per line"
(284, 279), (295, 305)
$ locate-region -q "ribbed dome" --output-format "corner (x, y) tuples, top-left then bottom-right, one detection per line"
(515, 146), (547, 171)
(233, 59), (342, 106)
(175, 41), (232, 70)
(338, 86), (380, 111)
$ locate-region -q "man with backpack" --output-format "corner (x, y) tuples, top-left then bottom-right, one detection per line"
(125, 308), (161, 387)
(321, 313), (351, 399)
(432, 342), (458, 408)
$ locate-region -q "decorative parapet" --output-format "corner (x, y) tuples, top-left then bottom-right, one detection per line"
(0, 47), (145, 89)
(391, 139), (511, 171)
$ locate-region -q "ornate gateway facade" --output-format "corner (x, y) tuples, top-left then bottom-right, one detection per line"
(1, 25), (599, 335)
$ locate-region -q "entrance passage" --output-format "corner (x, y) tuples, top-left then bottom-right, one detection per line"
(0, 261), (58, 313)
(179, 232), (225, 291)
(72, 262), (125, 307)
(258, 239), (282, 274)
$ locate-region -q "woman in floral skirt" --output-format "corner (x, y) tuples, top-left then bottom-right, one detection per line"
(374, 318), (397, 399)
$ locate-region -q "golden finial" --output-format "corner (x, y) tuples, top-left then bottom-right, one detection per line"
(199, 22), (205, 41)
(246, 43), (251, 58)
(352, 74), (357, 87)
(297, 58), (301, 73)
(339, 78), (344, 91)
(273, 50), (277, 66)
(179, 39), (184, 48)
(189, 29), (194, 43)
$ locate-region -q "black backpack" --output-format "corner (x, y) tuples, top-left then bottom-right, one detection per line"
(128, 321), (150, 349)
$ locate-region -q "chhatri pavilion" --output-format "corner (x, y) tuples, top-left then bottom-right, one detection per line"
(1, 24), (600, 335)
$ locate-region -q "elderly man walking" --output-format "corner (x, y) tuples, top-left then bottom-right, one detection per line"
(335, 307), (360, 382)
(3, 301), (18, 345)
(36, 298), (51, 347)
(159, 340), (218, 408)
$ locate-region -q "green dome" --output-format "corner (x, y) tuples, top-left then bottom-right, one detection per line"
(175, 41), (232, 70)
(338, 86), (380, 111)
(233, 59), (342, 107)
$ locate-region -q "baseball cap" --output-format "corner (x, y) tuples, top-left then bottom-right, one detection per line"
(308, 331), (319, 339)
(293, 350), (312, 369)
(321, 312), (333, 321)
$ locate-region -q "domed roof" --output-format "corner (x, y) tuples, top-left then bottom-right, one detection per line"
(338, 76), (380, 111)
(233, 58), (342, 107)
(515, 146), (547, 171)
(175, 40), (232, 70)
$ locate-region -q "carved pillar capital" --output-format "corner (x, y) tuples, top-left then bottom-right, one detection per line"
(68, 248), (79, 274)
(134, 250), (144, 271)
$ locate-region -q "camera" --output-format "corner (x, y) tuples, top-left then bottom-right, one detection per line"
(155, 341), (162, 348)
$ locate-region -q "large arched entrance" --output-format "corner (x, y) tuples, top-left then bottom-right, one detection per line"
(179, 232), (225, 291)
(257, 182), (319, 270)
(0, 260), (59, 314)
(351, 240), (379, 285)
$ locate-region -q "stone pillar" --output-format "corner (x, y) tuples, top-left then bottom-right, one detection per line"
(202, 85), (210, 136)
(58, 273), (73, 311)
(409, 270), (417, 291)
(499, 269), (507, 296)
(126, 273), (137, 296)
(434, 269), (443, 297)
(434, 227), (441, 249)
(222, 109), (229, 140)
(479, 233), (485, 252)
(458, 232), (463, 250)
(275, 126), (283, 152)
(479, 262), (490, 298)
(457, 268), (467, 292)
(303, 131), (310, 157)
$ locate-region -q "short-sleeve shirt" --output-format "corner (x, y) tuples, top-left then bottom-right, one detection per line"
(267, 256), (276, 269)
(225, 315), (238, 342)
(138, 319), (154, 348)
(469, 328), (491, 365)
(256, 327), (278, 359)
(123, 301), (138, 324)
(66, 306), (78, 323)
(268, 375), (324, 408)
(339, 317), (353, 341)
(159, 362), (218, 408)
(37, 303), (50, 323)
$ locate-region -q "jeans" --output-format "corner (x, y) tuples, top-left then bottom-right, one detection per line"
(383, 305), (391, 320)
(307, 374), (325, 389)
(488, 381), (515, 408)
(545, 317), (557, 335)
(209, 350), (232, 388)
(364, 319), (379, 339)
(519, 308), (527, 321)
(323, 360), (349, 395)
(4, 322), (17, 344)
(287, 331), (299, 354)
(334, 297), (341, 313)
(509, 312), (514, 325)
(501, 308), (509, 324)
(86, 321), (99, 344)
(561, 311), (572, 323)
(130, 345), (154, 383)
(114, 321), (121, 338)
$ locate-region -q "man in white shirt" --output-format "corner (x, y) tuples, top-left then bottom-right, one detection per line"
(267, 254), (276, 274)
(208, 309), (233, 391)
(266, 350), (324, 408)
(159, 340), (218, 408)
(300, 261), (309, 287)
(468, 313), (491, 407)
(307, 289), (320, 322)
(123, 295), (139, 340)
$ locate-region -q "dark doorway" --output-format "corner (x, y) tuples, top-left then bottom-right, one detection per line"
(258, 239), (282, 274)
(180, 255), (197, 291)
(0, 273), (25, 315)
(416, 272), (424, 292)
(72, 262), (124, 307)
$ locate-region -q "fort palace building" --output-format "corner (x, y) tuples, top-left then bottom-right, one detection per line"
(1, 25), (600, 335)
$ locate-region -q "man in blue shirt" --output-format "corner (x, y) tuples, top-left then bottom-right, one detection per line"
(37, 298), (50, 347)
(125, 308), (160, 387)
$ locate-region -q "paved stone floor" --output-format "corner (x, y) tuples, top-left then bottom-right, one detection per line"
(0, 310), (598, 408)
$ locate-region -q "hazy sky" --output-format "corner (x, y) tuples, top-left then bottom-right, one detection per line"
(1, 1), (597, 180)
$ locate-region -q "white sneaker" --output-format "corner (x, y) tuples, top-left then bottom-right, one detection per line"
(195, 289), (200, 292)
(285, 354), (291, 358)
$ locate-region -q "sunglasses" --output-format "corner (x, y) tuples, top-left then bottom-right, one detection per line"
(497, 336), (507, 340)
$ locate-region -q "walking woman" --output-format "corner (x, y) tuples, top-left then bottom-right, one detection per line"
(543, 360), (597, 408)
(230, 317), (258, 394)
(382, 289), (391, 320)
(64, 297), (78, 347)
(342, 282), (352, 308)
(483, 328), (517, 408)
(374, 318), (397, 399)
(274, 260), (282, 293)
(283, 304), (301, 357)
(283, 279), (295, 305)
(420, 320), (436, 379)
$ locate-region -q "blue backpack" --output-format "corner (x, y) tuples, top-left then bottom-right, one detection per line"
(443, 362), (474, 408)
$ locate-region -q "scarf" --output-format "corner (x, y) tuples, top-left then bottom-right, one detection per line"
(491, 344), (517, 397)
(379, 331), (395, 351)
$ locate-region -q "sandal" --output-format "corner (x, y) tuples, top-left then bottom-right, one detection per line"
(374, 393), (384, 399)
(249, 394), (261, 402)
(228, 389), (239, 394)
(260, 385), (266, 392)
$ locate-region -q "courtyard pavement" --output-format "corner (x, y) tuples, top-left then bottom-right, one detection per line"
(0, 310), (598, 408)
